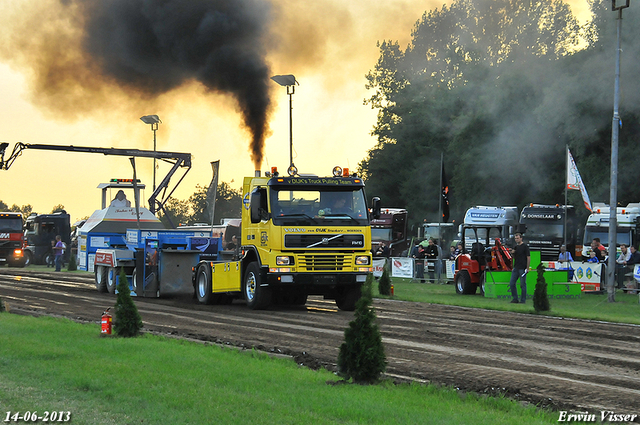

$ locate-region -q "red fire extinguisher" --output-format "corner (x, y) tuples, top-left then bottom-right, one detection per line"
(101, 308), (112, 335)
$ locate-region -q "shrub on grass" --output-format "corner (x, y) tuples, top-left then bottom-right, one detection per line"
(66, 254), (77, 271)
(338, 274), (386, 383)
(378, 265), (391, 296)
(533, 263), (550, 312)
(114, 267), (143, 337)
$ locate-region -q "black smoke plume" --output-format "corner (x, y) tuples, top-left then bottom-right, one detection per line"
(80, 0), (273, 168)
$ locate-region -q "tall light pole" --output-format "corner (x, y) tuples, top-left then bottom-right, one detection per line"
(140, 115), (162, 192)
(271, 74), (298, 176)
(607, 0), (630, 302)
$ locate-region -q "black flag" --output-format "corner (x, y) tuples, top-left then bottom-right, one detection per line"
(441, 164), (450, 222)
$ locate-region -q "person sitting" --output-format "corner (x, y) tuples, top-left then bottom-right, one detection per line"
(225, 235), (238, 251)
(587, 250), (599, 263)
(110, 190), (131, 207)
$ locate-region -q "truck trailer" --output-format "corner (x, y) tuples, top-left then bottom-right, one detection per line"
(193, 167), (377, 311)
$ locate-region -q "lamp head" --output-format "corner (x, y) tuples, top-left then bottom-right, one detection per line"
(140, 115), (161, 125)
(270, 75), (297, 87)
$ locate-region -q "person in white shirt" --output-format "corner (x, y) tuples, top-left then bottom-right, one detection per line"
(110, 190), (131, 207)
(616, 244), (632, 288)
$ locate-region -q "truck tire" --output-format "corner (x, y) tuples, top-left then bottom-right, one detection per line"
(196, 264), (215, 305)
(95, 265), (108, 292)
(455, 270), (476, 295)
(335, 285), (361, 311)
(23, 251), (32, 267)
(106, 267), (118, 294)
(131, 267), (141, 296)
(244, 262), (271, 310)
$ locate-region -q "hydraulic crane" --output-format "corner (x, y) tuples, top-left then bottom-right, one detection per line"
(0, 142), (191, 218)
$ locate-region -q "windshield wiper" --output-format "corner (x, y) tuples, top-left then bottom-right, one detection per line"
(322, 213), (360, 224)
(277, 213), (318, 224)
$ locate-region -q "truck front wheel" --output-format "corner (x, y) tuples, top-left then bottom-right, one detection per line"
(335, 285), (361, 311)
(95, 265), (108, 292)
(196, 264), (215, 305)
(106, 267), (118, 294)
(244, 262), (271, 310)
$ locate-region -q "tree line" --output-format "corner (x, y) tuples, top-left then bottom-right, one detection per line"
(359, 0), (640, 229)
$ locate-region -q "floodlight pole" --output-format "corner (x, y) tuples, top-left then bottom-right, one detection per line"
(607, 0), (629, 303)
(271, 75), (298, 173)
(140, 115), (162, 192)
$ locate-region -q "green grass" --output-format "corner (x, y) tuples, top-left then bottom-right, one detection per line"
(0, 313), (558, 425)
(374, 277), (640, 325)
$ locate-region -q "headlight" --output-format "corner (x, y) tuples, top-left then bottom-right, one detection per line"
(355, 256), (370, 265)
(276, 256), (293, 266)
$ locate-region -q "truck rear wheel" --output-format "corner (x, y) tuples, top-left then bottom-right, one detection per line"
(244, 262), (271, 310)
(106, 267), (118, 294)
(196, 264), (215, 305)
(335, 285), (361, 311)
(95, 265), (108, 292)
(455, 270), (476, 295)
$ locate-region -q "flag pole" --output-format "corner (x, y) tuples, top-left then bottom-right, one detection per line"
(564, 145), (568, 254)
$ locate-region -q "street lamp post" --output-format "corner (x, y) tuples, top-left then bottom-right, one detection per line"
(140, 115), (162, 192)
(607, 0), (630, 302)
(271, 74), (298, 175)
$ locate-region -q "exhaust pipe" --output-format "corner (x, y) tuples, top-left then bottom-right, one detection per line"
(255, 170), (261, 177)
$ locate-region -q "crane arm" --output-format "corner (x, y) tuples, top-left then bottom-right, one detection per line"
(0, 142), (192, 215)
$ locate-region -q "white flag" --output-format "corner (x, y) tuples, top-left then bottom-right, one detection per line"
(567, 149), (592, 212)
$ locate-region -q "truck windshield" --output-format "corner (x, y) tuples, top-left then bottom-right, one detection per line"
(0, 218), (23, 232)
(523, 223), (563, 239)
(583, 228), (631, 247)
(371, 228), (392, 242)
(271, 188), (369, 226)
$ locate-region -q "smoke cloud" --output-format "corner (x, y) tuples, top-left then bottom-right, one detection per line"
(1, 0), (274, 169)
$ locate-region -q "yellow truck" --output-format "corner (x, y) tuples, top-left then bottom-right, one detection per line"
(193, 167), (379, 310)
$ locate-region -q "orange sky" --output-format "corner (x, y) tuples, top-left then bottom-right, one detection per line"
(0, 0), (591, 223)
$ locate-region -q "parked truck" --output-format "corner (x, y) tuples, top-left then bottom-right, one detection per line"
(192, 167), (378, 311)
(520, 204), (581, 261)
(23, 211), (71, 266)
(371, 208), (408, 257)
(0, 212), (26, 267)
(582, 202), (640, 257)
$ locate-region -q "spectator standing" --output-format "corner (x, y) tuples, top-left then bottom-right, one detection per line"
(508, 232), (530, 304)
(423, 239), (438, 283)
(52, 235), (65, 272)
(412, 243), (426, 283)
(449, 245), (457, 260)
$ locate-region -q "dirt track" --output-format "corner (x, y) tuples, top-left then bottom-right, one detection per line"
(2, 267), (640, 416)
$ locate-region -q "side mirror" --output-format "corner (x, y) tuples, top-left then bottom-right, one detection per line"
(371, 197), (381, 219)
(250, 189), (262, 223)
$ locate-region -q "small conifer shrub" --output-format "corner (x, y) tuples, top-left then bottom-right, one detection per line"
(114, 267), (143, 337)
(378, 265), (391, 296)
(338, 274), (386, 383)
(67, 254), (77, 271)
(533, 263), (550, 312)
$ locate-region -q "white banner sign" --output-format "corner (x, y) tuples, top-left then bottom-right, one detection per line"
(391, 257), (413, 278)
(372, 259), (386, 278)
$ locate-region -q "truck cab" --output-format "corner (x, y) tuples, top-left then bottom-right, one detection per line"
(193, 167), (376, 311)
(0, 212), (26, 267)
(582, 203), (640, 258)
